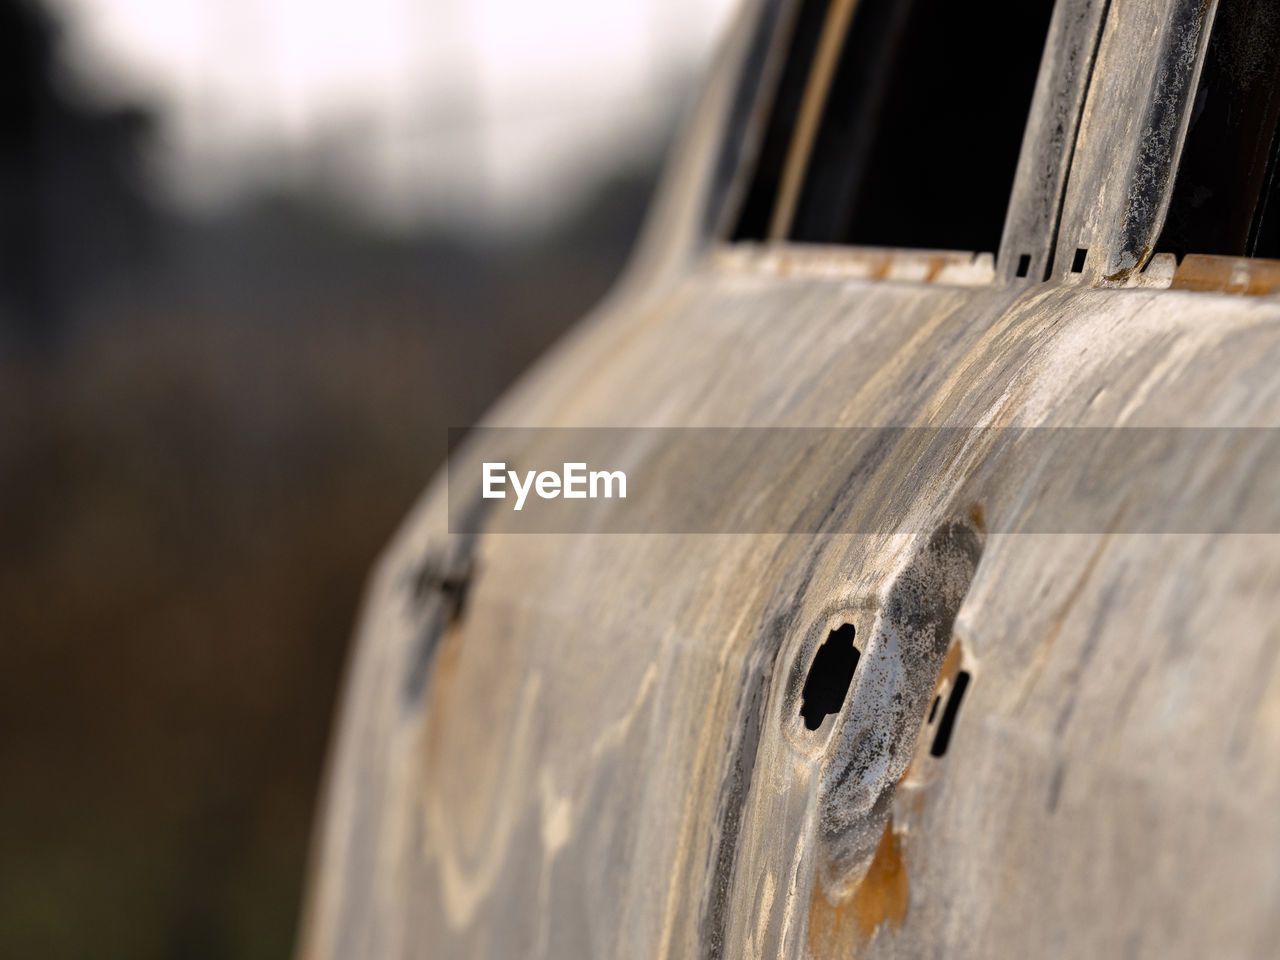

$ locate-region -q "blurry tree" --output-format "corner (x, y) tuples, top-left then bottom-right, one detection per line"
(0, 0), (153, 350)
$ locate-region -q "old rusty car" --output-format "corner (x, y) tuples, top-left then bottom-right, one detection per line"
(300, 0), (1280, 956)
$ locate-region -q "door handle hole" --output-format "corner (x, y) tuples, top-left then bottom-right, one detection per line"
(799, 623), (861, 731)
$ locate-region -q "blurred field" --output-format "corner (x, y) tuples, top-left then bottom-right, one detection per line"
(0, 163), (659, 957)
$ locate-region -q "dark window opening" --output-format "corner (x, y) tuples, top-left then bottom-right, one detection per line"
(927, 693), (941, 723)
(731, 0), (835, 241)
(1071, 247), (1088, 273)
(1157, 0), (1280, 260)
(929, 670), (970, 757)
(799, 623), (860, 731)
(1016, 253), (1032, 278)
(731, 0), (1055, 256)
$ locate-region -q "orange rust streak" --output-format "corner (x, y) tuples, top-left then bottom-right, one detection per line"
(967, 502), (985, 533)
(900, 641), (964, 787)
(1170, 253), (1280, 295)
(933, 642), (963, 699)
(853, 820), (910, 936)
(808, 820), (909, 957)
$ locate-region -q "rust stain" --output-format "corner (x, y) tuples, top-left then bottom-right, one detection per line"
(933, 642), (963, 700)
(1170, 253), (1280, 295)
(808, 820), (909, 957)
(720, 245), (994, 287)
(852, 822), (910, 936)
(967, 501), (986, 533)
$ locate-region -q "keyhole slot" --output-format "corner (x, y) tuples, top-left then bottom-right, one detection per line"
(929, 670), (971, 757)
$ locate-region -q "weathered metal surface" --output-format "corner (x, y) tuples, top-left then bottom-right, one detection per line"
(996, 0), (1110, 283)
(299, 0), (1280, 957)
(1054, 0), (1215, 282)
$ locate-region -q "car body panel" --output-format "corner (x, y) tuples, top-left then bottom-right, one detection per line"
(299, 1), (1280, 956)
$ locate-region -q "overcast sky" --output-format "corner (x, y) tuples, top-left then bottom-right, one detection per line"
(47, 0), (740, 230)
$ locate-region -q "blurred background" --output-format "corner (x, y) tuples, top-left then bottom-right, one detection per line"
(0, 0), (736, 956)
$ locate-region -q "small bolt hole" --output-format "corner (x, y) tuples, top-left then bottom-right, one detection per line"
(929, 670), (970, 757)
(799, 624), (860, 731)
(1071, 247), (1088, 273)
(1015, 253), (1031, 278)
